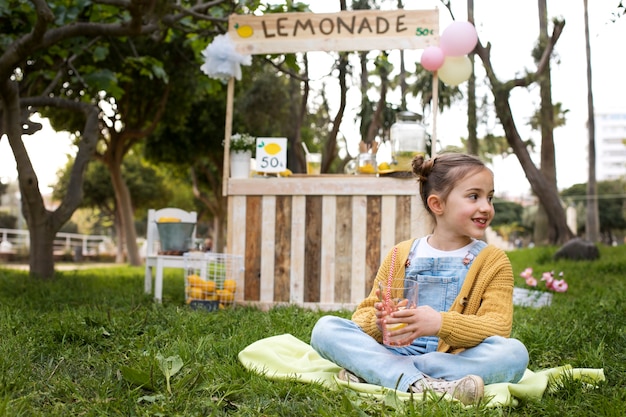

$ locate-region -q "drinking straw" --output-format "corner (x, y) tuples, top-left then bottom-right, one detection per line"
(301, 142), (310, 155)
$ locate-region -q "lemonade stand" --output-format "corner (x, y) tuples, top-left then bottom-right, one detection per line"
(202, 8), (475, 310)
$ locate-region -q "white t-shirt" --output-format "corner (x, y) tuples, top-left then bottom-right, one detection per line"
(410, 236), (477, 262)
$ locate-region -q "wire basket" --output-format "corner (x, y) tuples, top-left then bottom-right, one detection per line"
(184, 252), (244, 311)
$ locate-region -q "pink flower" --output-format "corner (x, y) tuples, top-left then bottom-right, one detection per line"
(520, 268), (533, 279)
(551, 279), (569, 293)
(525, 276), (538, 287)
(520, 267), (568, 293)
(541, 271), (554, 289)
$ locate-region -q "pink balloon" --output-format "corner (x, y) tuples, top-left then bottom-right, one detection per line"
(440, 21), (478, 56)
(420, 46), (445, 71)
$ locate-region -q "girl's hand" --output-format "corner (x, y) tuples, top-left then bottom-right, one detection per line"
(374, 301), (387, 331)
(384, 305), (443, 344)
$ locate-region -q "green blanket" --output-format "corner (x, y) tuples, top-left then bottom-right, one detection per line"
(238, 333), (605, 407)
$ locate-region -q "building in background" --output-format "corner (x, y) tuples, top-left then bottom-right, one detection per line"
(595, 110), (626, 181)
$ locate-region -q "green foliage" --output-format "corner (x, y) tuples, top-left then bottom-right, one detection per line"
(234, 62), (300, 137)
(491, 198), (524, 227)
(53, 152), (176, 230)
(0, 211), (17, 229)
(0, 245), (625, 415)
(410, 64), (463, 114)
(528, 102), (569, 131)
(561, 179), (626, 240)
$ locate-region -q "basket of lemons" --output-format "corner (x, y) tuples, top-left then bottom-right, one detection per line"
(183, 253), (243, 311)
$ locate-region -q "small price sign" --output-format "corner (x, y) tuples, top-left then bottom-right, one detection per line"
(256, 137), (287, 173)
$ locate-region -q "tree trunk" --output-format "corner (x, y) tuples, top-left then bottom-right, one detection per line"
(293, 53), (310, 173)
(365, 63), (388, 143)
(534, 0), (559, 245)
(2, 79), (99, 278)
(466, 0), (478, 155)
(583, 0), (600, 242)
(1, 82), (53, 277)
(323, 51), (348, 172)
(108, 160), (141, 266)
(397, 0), (407, 110)
(474, 37), (574, 244)
(114, 210), (125, 263)
(190, 163), (227, 252)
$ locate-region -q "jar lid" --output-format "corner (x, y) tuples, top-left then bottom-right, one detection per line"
(396, 110), (422, 123)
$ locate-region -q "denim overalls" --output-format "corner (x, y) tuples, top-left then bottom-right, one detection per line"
(399, 238), (487, 355)
(311, 238), (528, 392)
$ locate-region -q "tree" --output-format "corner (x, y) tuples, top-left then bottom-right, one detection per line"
(466, 0), (478, 156)
(53, 152), (180, 253)
(561, 180), (626, 244)
(0, 0), (232, 278)
(532, 0), (559, 245)
(474, 15), (575, 244)
(583, 0), (600, 242)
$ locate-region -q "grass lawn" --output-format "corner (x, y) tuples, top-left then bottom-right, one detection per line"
(1, 245), (624, 416)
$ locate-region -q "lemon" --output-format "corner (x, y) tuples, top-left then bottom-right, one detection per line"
(386, 322), (407, 331)
(264, 142), (281, 155)
(158, 217), (181, 222)
(358, 164), (376, 174)
(378, 162), (390, 171)
(223, 279), (237, 292)
(235, 24), (253, 38)
(187, 274), (202, 286)
(187, 286), (204, 300)
(217, 289), (235, 303)
(188, 275), (216, 293)
(279, 169), (292, 177)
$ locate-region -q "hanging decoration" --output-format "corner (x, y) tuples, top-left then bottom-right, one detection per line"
(200, 34), (252, 81)
(439, 21), (479, 57)
(420, 20), (478, 87)
(420, 46), (446, 72)
(438, 55), (473, 86)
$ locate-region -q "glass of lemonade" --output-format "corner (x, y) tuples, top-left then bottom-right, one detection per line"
(306, 153), (322, 175)
(378, 280), (418, 347)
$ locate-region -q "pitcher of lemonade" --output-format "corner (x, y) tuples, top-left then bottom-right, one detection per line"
(390, 111), (427, 172)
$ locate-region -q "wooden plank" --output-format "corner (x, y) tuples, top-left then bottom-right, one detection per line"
(334, 196), (352, 304)
(351, 196), (367, 304)
(274, 196), (292, 302)
(259, 196), (276, 303)
(229, 196), (247, 302)
(229, 9), (439, 55)
(365, 196), (382, 293)
(395, 195), (412, 242)
(228, 176), (418, 196)
(304, 196), (322, 303)
(245, 196), (262, 301)
(320, 196), (337, 304)
(290, 196), (306, 304)
(412, 194), (433, 238)
(380, 195), (396, 265)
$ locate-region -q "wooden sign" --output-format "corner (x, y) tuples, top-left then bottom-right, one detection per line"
(255, 137), (287, 173)
(228, 9), (439, 55)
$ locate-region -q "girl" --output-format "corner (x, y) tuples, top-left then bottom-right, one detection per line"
(310, 153), (528, 405)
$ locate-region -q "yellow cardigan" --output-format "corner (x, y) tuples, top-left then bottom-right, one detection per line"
(351, 239), (514, 353)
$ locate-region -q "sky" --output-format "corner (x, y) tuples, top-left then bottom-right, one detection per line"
(1, 0), (625, 197)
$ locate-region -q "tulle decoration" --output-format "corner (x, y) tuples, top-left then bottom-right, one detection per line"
(200, 34), (252, 81)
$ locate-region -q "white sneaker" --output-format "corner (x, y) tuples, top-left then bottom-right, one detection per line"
(337, 368), (366, 384)
(410, 374), (484, 405)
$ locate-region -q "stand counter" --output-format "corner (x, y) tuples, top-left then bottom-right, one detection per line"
(227, 175), (433, 311)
